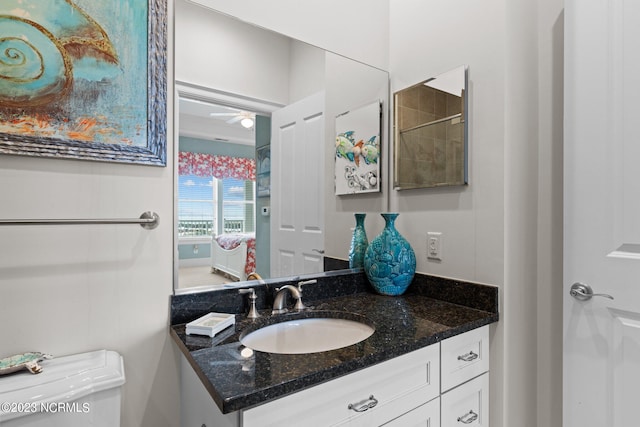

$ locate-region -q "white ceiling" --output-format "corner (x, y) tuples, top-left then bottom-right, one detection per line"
(178, 97), (257, 146)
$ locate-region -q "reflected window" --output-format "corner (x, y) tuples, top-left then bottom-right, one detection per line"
(178, 175), (255, 237)
(178, 174), (214, 237)
(220, 177), (255, 234)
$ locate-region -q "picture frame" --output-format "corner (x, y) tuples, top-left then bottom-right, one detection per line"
(257, 175), (271, 198)
(0, 0), (167, 166)
(256, 145), (271, 175)
(334, 100), (382, 195)
(256, 145), (270, 197)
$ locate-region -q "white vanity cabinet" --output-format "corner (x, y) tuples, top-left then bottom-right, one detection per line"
(181, 325), (490, 427)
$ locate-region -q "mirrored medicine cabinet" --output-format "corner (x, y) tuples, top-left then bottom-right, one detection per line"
(393, 65), (468, 190)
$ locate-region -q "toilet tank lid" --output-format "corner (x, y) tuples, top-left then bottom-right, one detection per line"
(0, 350), (125, 421)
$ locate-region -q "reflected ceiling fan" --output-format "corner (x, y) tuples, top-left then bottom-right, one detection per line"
(209, 107), (255, 129)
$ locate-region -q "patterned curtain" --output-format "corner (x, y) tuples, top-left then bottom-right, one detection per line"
(178, 152), (256, 181)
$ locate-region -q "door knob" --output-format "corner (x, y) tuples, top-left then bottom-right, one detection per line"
(570, 282), (614, 301)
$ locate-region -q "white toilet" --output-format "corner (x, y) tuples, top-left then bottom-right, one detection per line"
(0, 350), (125, 426)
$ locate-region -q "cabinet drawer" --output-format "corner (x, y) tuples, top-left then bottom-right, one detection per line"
(441, 373), (489, 427)
(334, 394), (439, 427)
(441, 325), (489, 392)
(242, 344), (440, 427)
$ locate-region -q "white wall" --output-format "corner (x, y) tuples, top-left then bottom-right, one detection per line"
(288, 42), (326, 103)
(175, 0), (326, 108)
(187, 0), (389, 71)
(175, 0), (291, 106)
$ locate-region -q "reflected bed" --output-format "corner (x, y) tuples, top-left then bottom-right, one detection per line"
(211, 233), (256, 281)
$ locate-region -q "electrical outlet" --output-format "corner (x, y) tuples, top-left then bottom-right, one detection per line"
(427, 232), (443, 260)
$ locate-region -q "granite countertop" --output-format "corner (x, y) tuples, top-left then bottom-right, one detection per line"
(171, 272), (499, 414)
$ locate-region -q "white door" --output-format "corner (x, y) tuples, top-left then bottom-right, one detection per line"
(270, 92), (325, 277)
(564, 0), (640, 426)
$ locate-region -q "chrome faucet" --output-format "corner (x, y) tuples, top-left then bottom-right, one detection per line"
(271, 280), (316, 314)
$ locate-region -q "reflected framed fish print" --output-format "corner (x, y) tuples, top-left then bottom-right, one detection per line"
(0, 0), (167, 166)
(335, 100), (381, 195)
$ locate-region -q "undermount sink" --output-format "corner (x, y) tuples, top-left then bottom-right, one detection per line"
(240, 315), (375, 354)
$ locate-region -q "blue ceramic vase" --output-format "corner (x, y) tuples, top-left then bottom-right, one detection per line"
(348, 213), (368, 269)
(364, 213), (416, 296)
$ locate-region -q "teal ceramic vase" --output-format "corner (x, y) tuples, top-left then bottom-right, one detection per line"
(364, 213), (416, 296)
(348, 213), (368, 269)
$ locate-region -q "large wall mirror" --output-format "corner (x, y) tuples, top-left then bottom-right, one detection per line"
(174, 0), (389, 293)
(393, 65), (468, 190)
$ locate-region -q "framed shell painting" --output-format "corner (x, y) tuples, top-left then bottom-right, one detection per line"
(334, 100), (381, 195)
(0, 0), (167, 166)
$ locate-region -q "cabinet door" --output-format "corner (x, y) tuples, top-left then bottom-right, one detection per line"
(180, 356), (240, 427)
(441, 373), (489, 427)
(382, 397), (440, 427)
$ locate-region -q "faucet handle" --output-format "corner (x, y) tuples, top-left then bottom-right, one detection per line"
(297, 279), (317, 292)
(293, 280), (316, 310)
(239, 288), (256, 297)
(238, 288), (260, 319)
(292, 280), (316, 311)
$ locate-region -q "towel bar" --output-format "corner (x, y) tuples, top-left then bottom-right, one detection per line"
(0, 211), (159, 230)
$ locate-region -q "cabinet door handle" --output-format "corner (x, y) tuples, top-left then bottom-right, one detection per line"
(457, 409), (478, 424)
(457, 351), (479, 362)
(347, 395), (378, 412)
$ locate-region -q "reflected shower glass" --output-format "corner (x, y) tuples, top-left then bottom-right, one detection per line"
(393, 65), (468, 190)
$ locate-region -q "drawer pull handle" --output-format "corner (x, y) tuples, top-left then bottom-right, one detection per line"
(347, 395), (378, 413)
(457, 409), (479, 424)
(457, 351), (479, 362)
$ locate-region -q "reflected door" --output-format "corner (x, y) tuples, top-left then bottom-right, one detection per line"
(270, 92), (325, 277)
(564, 0), (640, 425)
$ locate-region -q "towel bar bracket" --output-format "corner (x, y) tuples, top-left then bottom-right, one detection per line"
(139, 211), (160, 229)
